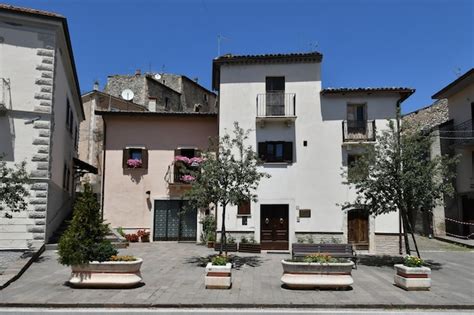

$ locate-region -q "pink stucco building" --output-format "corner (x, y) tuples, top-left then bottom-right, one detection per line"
(97, 111), (218, 241)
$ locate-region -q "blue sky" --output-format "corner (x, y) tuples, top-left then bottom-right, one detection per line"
(7, 0), (474, 113)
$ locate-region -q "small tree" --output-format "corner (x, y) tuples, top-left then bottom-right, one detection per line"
(342, 121), (458, 257)
(0, 156), (30, 219)
(185, 122), (269, 255)
(58, 183), (117, 265)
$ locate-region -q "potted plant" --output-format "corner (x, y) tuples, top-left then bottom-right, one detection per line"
(394, 256), (431, 291)
(125, 233), (139, 243)
(214, 234), (237, 252)
(238, 235), (261, 253)
(207, 233), (216, 248)
(58, 184), (143, 288)
(200, 214), (216, 247)
(137, 229), (150, 242)
(281, 254), (354, 289)
(127, 159), (142, 168)
(205, 255), (232, 289)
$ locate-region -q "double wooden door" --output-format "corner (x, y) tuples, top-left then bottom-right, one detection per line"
(260, 204), (289, 250)
(348, 209), (369, 249)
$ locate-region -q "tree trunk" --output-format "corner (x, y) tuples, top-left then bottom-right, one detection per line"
(404, 210), (421, 258)
(219, 203), (227, 256)
(401, 209), (411, 255)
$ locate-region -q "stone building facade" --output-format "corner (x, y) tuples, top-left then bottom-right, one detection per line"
(0, 4), (87, 249)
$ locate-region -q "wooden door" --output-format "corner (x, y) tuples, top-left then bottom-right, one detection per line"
(260, 204), (289, 250)
(348, 209), (369, 248)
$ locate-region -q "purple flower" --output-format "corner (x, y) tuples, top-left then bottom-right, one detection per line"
(180, 175), (196, 182)
(127, 159), (142, 168)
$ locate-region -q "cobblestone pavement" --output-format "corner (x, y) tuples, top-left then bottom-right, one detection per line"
(0, 251), (24, 275)
(0, 240), (472, 308)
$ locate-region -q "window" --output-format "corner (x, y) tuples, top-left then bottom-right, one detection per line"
(238, 199), (251, 215)
(122, 148), (148, 169)
(173, 148), (201, 183)
(179, 148), (196, 159)
(258, 141), (293, 163)
(74, 125), (79, 151)
(69, 111), (74, 134)
(347, 104), (367, 134)
(347, 154), (366, 181)
(165, 97), (170, 110)
(203, 94), (208, 102)
(63, 163), (70, 192)
(65, 98), (70, 128)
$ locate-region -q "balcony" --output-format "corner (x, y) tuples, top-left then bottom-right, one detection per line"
(449, 119), (474, 147)
(256, 93), (296, 126)
(342, 120), (376, 143)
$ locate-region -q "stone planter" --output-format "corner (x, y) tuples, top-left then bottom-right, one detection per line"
(281, 260), (354, 289)
(214, 243), (238, 252)
(205, 262), (232, 289)
(238, 243), (261, 253)
(207, 241), (215, 248)
(69, 258), (143, 288)
(394, 264), (431, 291)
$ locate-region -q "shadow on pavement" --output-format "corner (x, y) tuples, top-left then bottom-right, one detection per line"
(358, 255), (443, 270)
(185, 254), (264, 269)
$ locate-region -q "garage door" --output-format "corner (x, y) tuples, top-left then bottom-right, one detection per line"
(153, 200), (197, 241)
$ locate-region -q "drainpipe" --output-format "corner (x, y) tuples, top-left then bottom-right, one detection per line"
(396, 98), (403, 255)
(100, 118), (107, 219)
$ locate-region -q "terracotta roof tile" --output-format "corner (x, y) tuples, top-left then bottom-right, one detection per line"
(0, 3), (64, 19)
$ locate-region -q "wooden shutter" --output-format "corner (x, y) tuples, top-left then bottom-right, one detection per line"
(283, 142), (293, 162)
(174, 148), (181, 157)
(258, 142), (267, 161)
(122, 149), (129, 168)
(141, 149), (148, 169)
(238, 200), (251, 215)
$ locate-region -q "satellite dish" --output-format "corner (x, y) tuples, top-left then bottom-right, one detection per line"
(154, 74), (162, 80)
(121, 89), (134, 101)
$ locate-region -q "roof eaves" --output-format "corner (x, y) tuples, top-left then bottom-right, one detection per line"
(432, 68), (474, 99)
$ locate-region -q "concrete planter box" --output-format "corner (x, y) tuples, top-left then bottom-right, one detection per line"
(281, 260), (354, 289)
(394, 264), (431, 291)
(238, 243), (261, 253)
(69, 258), (143, 288)
(205, 262), (232, 289)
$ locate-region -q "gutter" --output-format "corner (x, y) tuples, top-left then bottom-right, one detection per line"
(100, 119), (107, 219)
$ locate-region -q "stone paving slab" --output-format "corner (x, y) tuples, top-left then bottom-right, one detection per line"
(0, 247), (44, 289)
(0, 242), (473, 308)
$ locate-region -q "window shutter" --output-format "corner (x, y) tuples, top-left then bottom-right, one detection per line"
(122, 149), (129, 168)
(174, 149), (181, 157)
(195, 149), (201, 157)
(283, 142), (293, 162)
(141, 149), (148, 169)
(258, 142), (267, 161)
(238, 200), (251, 215)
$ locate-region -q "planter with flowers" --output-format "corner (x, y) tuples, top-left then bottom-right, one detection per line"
(127, 159), (142, 168)
(137, 229), (150, 242)
(238, 235), (261, 253)
(205, 255), (232, 289)
(394, 256), (431, 291)
(58, 184), (143, 288)
(281, 254), (354, 289)
(173, 155), (202, 184)
(125, 233), (139, 243)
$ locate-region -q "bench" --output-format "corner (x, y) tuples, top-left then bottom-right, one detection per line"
(291, 243), (357, 268)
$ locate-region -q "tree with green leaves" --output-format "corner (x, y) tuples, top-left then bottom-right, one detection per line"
(0, 156), (30, 219)
(342, 121), (458, 257)
(185, 122), (269, 255)
(58, 183), (117, 265)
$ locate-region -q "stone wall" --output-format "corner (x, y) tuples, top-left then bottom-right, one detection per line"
(104, 75), (148, 106)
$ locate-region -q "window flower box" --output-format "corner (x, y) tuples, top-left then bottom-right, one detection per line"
(126, 159), (142, 168)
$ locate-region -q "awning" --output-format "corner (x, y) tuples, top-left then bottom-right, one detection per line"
(73, 157), (98, 177)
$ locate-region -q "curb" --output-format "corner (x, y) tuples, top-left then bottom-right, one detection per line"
(0, 244), (45, 290)
(0, 303), (473, 310)
(434, 236), (474, 249)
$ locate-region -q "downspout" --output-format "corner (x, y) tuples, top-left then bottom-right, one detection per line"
(396, 98), (403, 255)
(100, 118), (107, 219)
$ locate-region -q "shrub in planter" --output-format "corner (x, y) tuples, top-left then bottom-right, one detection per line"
(207, 233), (216, 248)
(137, 230), (150, 242)
(281, 254), (354, 289)
(58, 184), (143, 288)
(125, 233), (139, 242)
(394, 256), (431, 291)
(214, 234), (237, 252)
(238, 235), (261, 253)
(205, 255), (232, 289)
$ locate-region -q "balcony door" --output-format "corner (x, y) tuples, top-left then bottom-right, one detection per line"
(266, 77), (285, 116)
(347, 104), (367, 137)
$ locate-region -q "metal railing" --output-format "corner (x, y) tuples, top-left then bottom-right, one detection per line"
(342, 120), (376, 142)
(449, 119), (474, 146)
(256, 93), (296, 117)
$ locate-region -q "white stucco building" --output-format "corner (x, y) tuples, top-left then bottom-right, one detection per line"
(212, 52), (414, 253)
(0, 4), (91, 249)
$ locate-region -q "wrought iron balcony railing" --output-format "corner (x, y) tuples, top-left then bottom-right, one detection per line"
(342, 120), (376, 142)
(256, 93), (296, 118)
(450, 119), (474, 146)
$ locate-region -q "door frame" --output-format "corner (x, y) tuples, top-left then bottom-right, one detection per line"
(260, 204), (289, 250)
(151, 197), (199, 242)
(347, 208), (370, 249)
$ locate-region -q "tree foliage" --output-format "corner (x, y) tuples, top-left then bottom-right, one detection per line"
(58, 183), (117, 265)
(185, 122), (269, 254)
(342, 121), (458, 255)
(0, 156), (30, 218)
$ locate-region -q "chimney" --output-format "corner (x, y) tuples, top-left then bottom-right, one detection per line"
(193, 77), (199, 83)
(135, 69), (141, 76)
(93, 81), (99, 91)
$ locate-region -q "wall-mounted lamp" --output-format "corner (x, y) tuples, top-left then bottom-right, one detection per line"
(145, 190), (151, 199)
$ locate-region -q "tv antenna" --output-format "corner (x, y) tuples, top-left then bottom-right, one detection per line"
(217, 34), (230, 57)
(309, 41), (319, 52)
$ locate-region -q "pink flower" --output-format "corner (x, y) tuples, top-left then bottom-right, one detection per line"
(180, 175), (195, 182)
(127, 159), (142, 168)
(175, 155), (191, 164)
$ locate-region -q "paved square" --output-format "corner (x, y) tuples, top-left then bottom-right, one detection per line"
(0, 240), (473, 308)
